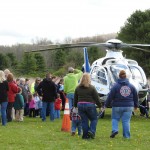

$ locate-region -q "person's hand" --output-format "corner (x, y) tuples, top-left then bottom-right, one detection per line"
(134, 107), (138, 111)
(71, 67), (75, 72)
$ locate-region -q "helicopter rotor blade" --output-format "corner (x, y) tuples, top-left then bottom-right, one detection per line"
(26, 44), (94, 53)
(125, 45), (150, 52)
(27, 42), (109, 53)
(128, 44), (150, 47)
(38, 42), (97, 47)
(26, 39), (150, 53)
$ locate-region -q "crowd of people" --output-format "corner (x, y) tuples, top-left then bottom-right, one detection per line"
(0, 67), (139, 140)
(0, 69), (65, 125)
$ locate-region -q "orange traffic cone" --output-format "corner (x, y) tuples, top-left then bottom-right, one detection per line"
(61, 98), (71, 132)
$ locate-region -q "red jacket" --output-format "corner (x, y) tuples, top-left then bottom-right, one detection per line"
(54, 98), (62, 110)
(7, 81), (19, 103)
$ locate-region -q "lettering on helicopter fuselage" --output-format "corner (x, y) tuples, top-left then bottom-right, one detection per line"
(95, 86), (104, 92)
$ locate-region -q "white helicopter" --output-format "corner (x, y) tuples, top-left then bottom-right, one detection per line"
(30, 39), (150, 117)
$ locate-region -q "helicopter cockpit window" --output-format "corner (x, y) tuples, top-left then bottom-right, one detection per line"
(129, 66), (143, 83)
(110, 64), (128, 82)
(91, 66), (107, 85)
(97, 69), (107, 85)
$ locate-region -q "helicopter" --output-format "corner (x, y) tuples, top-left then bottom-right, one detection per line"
(29, 39), (150, 117)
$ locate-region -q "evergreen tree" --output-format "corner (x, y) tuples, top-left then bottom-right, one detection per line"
(66, 50), (84, 68)
(34, 53), (46, 72)
(6, 53), (18, 68)
(0, 53), (9, 70)
(54, 49), (66, 68)
(117, 9), (150, 76)
(88, 46), (105, 64)
(20, 53), (37, 74)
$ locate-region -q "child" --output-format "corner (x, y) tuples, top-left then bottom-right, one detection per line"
(33, 92), (40, 117)
(28, 94), (35, 117)
(14, 87), (24, 121)
(57, 78), (66, 111)
(70, 107), (82, 136)
(54, 93), (62, 119)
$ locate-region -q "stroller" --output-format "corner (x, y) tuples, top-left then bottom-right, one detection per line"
(139, 104), (149, 118)
(97, 108), (105, 119)
(139, 91), (150, 118)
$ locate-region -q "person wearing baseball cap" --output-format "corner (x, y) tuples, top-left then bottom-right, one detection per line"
(64, 67), (83, 110)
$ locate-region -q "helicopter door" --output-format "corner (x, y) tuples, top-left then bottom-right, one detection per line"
(129, 66), (144, 84)
(97, 68), (107, 85)
(91, 66), (109, 95)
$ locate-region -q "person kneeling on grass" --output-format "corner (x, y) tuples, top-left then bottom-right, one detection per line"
(70, 107), (82, 136)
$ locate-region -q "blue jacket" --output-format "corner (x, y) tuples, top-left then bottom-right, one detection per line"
(105, 78), (138, 107)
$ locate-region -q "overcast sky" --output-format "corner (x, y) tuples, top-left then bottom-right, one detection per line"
(0, 0), (149, 45)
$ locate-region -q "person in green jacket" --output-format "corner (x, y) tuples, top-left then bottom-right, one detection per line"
(64, 67), (83, 110)
(14, 88), (24, 121)
(30, 77), (41, 94)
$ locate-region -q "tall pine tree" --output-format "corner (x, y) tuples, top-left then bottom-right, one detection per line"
(20, 53), (37, 74)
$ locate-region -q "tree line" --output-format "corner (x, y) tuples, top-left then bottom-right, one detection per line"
(0, 9), (150, 77)
(117, 9), (150, 77)
(0, 35), (114, 77)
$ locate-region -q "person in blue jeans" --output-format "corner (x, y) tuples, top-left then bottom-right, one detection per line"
(104, 70), (138, 139)
(0, 70), (9, 126)
(37, 73), (57, 121)
(70, 107), (82, 136)
(74, 73), (101, 139)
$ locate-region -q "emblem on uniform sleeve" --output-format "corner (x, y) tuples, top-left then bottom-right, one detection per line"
(120, 86), (131, 97)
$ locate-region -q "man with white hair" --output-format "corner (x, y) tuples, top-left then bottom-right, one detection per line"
(4, 69), (10, 78)
(19, 78), (29, 116)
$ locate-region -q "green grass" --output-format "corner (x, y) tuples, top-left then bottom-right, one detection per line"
(0, 109), (150, 150)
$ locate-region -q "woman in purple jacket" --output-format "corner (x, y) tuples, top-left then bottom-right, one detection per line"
(105, 70), (138, 139)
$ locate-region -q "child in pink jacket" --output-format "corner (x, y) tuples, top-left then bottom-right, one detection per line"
(28, 94), (35, 117)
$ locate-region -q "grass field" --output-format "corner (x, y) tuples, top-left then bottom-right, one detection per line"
(0, 109), (150, 150)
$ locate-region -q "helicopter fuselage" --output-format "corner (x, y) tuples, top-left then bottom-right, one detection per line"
(90, 49), (148, 104)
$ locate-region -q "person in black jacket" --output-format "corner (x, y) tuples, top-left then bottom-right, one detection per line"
(74, 73), (101, 139)
(37, 73), (57, 121)
(0, 70), (9, 126)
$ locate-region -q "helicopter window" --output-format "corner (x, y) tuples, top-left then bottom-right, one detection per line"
(91, 66), (99, 81)
(129, 66), (143, 83)
(110, 64), (128, 82)
(97, 69), (107, 85)
(91, 66), (99, 74)
(91, 66), (107, 85)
